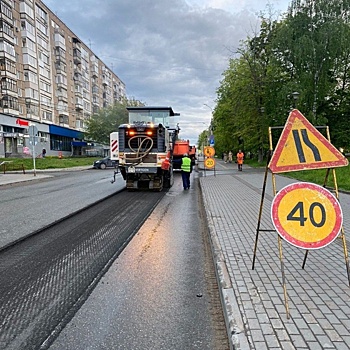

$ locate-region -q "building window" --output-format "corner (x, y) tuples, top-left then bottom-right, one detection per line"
(1, 95), (19, 110)
(1, 77), (17, 92)
(50, 135), (71, 151)
(0, 40), (15, 57)
(0, 2), (13, 20)
(42, 110), (52, 121)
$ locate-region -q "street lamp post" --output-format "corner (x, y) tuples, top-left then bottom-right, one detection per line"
(203, 104), (213, 146)
(201, 122), (210, 147)
(292, 91), (300, 109)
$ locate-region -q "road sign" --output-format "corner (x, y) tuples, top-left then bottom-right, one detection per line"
(28, 125), (38, 137)
(209, 135), (215, 146)
(204, 157), (215, 169)
(204, 146), (215, 157)
(271, 182), (343, 250)
(268, 109), (348, 173)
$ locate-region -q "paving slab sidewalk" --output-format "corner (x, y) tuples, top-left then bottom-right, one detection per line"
(200, 159), (350, 350)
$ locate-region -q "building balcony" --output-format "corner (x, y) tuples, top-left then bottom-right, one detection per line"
(55, 40), (66, 51)
(90, 66), (98, 77)
(72, 37), (81, 46)
(73, 72), (82, 83)
(75, 102), (83, 111)
(0, 9), (13, 23)
(55, 61), (66, 74)
(75, 90), (83, 99)
(58, 109), (69, 117)
(0, 49), (15, 62)
(92, 106), (99, 114)
(21, 29), (35, 42)
(1, 106), (19, 116)
(55, 54), (66, 65)
(73, 49), (81, 64)
(57, 82), (68, 91)
(0, 30), (14, 43)
(57, 94), (68, 103)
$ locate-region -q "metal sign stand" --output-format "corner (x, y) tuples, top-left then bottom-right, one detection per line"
(301, 127), (350, 285)
(28, 125), (38, 177)
(251, 127), (290, 318)
(203, 146), (216, 176)
(252, 123), (350, 319)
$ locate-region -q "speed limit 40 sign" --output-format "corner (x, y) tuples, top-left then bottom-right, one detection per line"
(271, 182), (343, 250)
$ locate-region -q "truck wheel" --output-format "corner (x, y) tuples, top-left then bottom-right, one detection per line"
(163, 169), (173, 189)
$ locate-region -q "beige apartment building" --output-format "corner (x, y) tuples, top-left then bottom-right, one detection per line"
(0, 0), (126, 157)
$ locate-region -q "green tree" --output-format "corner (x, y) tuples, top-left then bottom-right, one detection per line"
(197, 130), (208, 151)
(85, 102), (129, 144)
(272, 0), (350, 131)
(213, 0), (350, 157)
(214, 17), (281, 161)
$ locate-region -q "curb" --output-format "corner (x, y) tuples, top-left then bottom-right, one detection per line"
(200, 179), (250, 350)
(210, 230), (250, 350)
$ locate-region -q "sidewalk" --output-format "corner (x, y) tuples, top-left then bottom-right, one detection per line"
(0, 166), (91, 186)
(200, 159), (350, 350)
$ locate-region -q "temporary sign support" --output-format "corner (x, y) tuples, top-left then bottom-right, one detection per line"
(251, 109), (350, 319)
(203, 146), (216, 176)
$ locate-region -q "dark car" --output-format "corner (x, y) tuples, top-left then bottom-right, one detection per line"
(93, 156), (118, 169)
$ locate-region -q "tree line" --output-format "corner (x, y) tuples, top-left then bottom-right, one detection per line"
(199, 0), (350, 161)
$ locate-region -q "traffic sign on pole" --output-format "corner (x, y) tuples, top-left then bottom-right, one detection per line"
(204, 157), (215, 169)
(271, 182), (343, 250)
(28, 125), (38, 137)
(204, 146), (215, 157)
(268, 109), (348, 173)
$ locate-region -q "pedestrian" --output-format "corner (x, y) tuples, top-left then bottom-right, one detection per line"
(236, 149), (244, 171)
(42, 148), (46, 158)
(223, 152), (228, 163)
(228, 151), (233, 163)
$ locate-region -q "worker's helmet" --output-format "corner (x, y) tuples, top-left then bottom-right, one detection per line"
(183, 153), (188, 157)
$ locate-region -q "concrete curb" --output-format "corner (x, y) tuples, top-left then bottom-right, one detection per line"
(210, 230), (250, 350)
(200, 179), (250, 350)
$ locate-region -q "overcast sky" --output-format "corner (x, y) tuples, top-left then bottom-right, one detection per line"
(44, 0), (291, 145)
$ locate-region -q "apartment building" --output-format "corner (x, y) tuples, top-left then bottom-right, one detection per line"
(0, 0), (126, 157)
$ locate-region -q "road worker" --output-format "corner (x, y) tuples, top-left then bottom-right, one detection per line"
(180, 153), (192, 189)
(236, 149), (244, 171)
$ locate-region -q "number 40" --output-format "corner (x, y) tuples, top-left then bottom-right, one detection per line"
(287, 201), (326, 227)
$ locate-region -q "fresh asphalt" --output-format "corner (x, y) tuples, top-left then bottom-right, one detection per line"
(1, 161), (350, 349)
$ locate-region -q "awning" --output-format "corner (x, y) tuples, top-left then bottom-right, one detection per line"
(49, 125), (83, 139)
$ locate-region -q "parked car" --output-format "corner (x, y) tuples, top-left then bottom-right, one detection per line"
(93, 157), (118, 169)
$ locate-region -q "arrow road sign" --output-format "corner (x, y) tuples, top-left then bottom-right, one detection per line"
(268, 110), (348, 173)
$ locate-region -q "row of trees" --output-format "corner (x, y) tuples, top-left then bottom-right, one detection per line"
(200, 0), (350, 161)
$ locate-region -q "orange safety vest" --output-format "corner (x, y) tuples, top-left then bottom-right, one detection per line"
(236, 152), (244, 164)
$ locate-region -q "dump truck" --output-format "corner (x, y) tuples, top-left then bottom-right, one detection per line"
(172, 139), (196, 170)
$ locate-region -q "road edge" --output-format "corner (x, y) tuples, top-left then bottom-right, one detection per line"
(199, 178), (250, 350)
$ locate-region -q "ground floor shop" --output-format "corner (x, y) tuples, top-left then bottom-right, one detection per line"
(0, 114), (106, 158)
